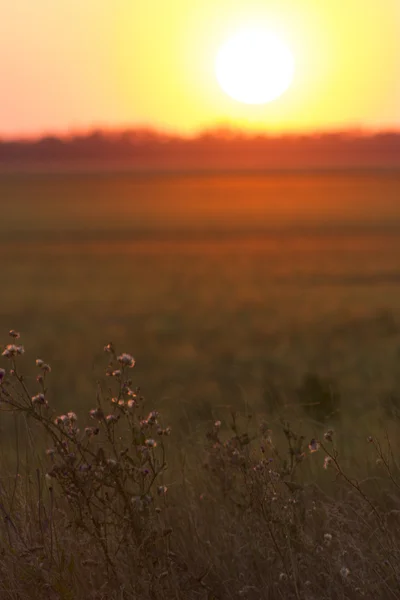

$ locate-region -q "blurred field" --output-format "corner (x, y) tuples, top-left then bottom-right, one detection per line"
(1, 170), (400, 428)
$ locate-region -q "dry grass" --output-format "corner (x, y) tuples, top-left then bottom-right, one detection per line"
(0, 333), (400, 599)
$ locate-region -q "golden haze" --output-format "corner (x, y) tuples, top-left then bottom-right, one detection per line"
(0, 0), (399, 135)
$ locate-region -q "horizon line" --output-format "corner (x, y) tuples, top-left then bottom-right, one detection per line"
(2, 125), (400, 144)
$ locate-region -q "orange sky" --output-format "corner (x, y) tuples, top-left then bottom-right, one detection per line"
(1, 0), (399, 137)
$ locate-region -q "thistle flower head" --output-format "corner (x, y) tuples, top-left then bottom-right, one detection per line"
(32, 393), (46, 405)
(105, 414), (118, 424)
(117, 353), (135, 368)
(145, 438), (157, 448)
(2, 344), (24, 358)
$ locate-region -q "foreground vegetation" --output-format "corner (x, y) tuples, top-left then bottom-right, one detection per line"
(0, 333), (400, 599)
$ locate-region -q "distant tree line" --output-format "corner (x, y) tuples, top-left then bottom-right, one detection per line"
(1, 129), (399, 170)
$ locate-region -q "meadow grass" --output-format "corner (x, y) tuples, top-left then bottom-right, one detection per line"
(1, 171), (400, 597)
(0, 333), (400, 599)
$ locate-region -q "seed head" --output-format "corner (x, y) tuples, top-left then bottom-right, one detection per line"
(89, 408), (104, 420)
(32, 393), (46, 405)
(324, 533), (332, 546)
(157, 485), (168, 495)
(2, 344), (24, 358)
(9, 330), (20, 339)
(324, 429), (334, 442)
(117, 353), (135, 368)
(323, 456), (333, 470)
(147, 411), (159, 423)
(105, 414), (118, 424)
(36, 359), (44, 367)
(145, 438), (157, 448)
(308, 439), (320, 453)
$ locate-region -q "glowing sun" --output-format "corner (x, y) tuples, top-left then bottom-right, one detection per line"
(215, 29), (295, 105)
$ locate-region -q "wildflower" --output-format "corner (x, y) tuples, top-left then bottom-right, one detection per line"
(42, 363), (51, 373)
(89, 408), (103, 420)
(308, 439), (320, 453)
(145, 438), (157, 448)
(323, 456), (333, 469)
(2, 344), (24, 358)
(9, 330), (20, 339)
(46, 448), (56, 456)
(36, 374), (44, 384)
(117, 353), (135, 368)
(214, 420), (222, 429)
(367, 436), (373, 443)
(340, 567), (350, 578)
(105, 414), (118, 424)
(111, 370), (121, 377)
(54, 414), (69, 425)
(67, 412), (77, 422)
(104, 343), (113, 353)
(157, 485), (168, 495)
(36, 359), (44, 367)
(324, 533), (333, 546)
(32, 393), (46, 405)
(147, 411), (159, 424)
(127, 399), (136, 409)
(324, 429), (334, 442)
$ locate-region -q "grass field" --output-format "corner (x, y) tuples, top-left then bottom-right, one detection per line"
(1, 170), (400, 425)
(1, 170), (400, 597)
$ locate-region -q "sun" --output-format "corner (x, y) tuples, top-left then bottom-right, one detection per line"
(215, 29), (295, 105)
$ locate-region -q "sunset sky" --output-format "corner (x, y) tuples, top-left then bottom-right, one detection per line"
(1, 0), (399, 137)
